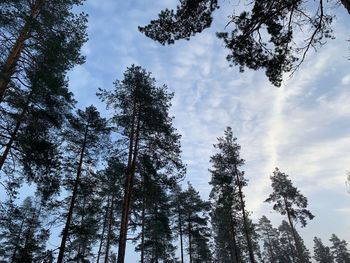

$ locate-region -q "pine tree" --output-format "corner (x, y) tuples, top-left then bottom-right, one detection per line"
(313, 236), (334, 263)
(329, 234), (350, 263)
(0, 196), (51, 263)
(265, 168), (314, 263)
(134, 154), (178, 263)
(209, 127), (255, 263)
(98, 65), (184, 263)
(276, 220), (311, 263)
(140, 0), (349, 86)
(257, 216), (281, 263)
(0, 0), (87, 103)
(172, 183), (212, 263)
(57, 106), (111, 263)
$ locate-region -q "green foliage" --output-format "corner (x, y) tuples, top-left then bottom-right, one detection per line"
(265, 168), (314, 227)
(313, 236), (334, 263)
(140, 0), (338, 86)
(329, 234), (350, 263)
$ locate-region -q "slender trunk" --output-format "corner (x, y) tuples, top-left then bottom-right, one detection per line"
(56, 124), (89, 263)
(188, 214), (193, 263)
(0, 88), (34, 171)
(235, 170), (255, 263)
(284, 197), (304, 263)
(117, 105), (141, 263)
(104, 194), (115, 263)
(96, 196), (110, 263)
(0, 0), (45, 103)
(140, 179), (146, 263)
(178, 205), (184, 263)
(229, 212), (240, 263)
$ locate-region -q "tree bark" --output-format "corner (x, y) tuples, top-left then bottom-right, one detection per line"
(0, 0), (45, 103)
(235, 169), (255, 263)
(284, 197), (304, 263)
(188, 214), (193, 263)
(229, 212), (240, 263)
(104, 194), (115, 263)
(56, 124), (89, 263)
(96, 196), (110, 263)
(117, 103), (141, 263)
(178, 204), (184, 263)
(140, 179), (146, 263)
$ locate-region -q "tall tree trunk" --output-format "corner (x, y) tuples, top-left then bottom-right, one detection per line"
(140, 179), (146, 263)
(117, 105), (141, 263)
(0, 0), (45, 103)
(178, 204), (184, 263)
(284, 197), (304, 263)
(0, 88), (34, 171)
(56, 124), (89, 263)
(104, 194), (115, 263)
(229, 212), (240, 263)
(96, 196), (110, 263)
(235, 170), (255, 263)
(188, 214), (193, 263)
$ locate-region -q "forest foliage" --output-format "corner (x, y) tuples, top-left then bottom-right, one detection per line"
(1, 0), (350, 263)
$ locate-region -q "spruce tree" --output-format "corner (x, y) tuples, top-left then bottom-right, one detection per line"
(265, 168), (314, 263)
(98, 65), (184, 263)
(313, 237), (334, 263)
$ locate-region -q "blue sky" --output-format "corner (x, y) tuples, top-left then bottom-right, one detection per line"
(68, 0), (350, 260)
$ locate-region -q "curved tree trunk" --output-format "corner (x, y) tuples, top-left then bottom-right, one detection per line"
(340, 0), (350, 14)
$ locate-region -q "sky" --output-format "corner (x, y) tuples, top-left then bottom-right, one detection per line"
(67, 0), (350, 261)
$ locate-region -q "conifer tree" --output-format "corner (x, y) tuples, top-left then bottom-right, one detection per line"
(257, 216), (281, 263)
(329, 234), (350, 263)
(209, 127), (255, 263)
(134, 155), (177, 263)
(140, 0), (349, 86)
(0, 0), (87, 103)
(98, 65), (184, 263)
(0, 196), (51, 263)
(313, 237), (334, 263)
(265, 168), (314, 263)
(57, 106), (111, 263)
(277, 220), (311, 263)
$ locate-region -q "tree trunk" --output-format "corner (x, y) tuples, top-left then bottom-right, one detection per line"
(140, 178), (146, 263)
(178, 205), (184, 263)
(56, 124), (89, 263)
(10, 219), (25, 263)
(284, 197), (304, 263)
(96, 196), (110, 263)
(104, 194), (115, 263)
(0, 0), (45, 103)
(117, 104), (141, 263)
(235, 170), (255, 263)
(229, 212), (240, 263)
(0, 88), (34, 171)
(188, 214), (193, 263)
